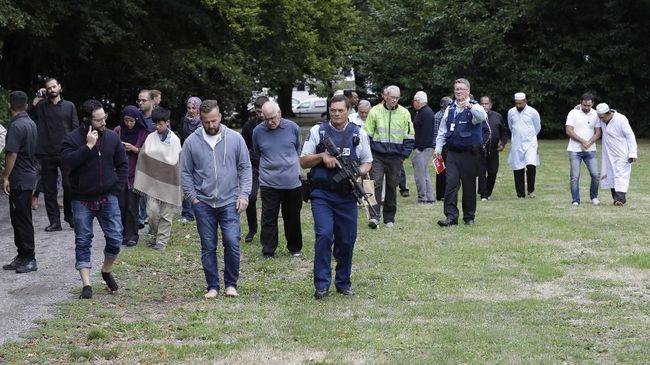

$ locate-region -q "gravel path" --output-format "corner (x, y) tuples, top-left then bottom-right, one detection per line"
(0, 193), (105, 346)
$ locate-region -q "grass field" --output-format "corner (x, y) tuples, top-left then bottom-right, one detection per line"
(1, 140), (649, 364)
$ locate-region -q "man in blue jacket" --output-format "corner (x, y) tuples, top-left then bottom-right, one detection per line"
(62, 100), (128, 299)
(181, 99), (252, 299)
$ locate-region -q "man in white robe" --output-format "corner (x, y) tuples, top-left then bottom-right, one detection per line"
(596, 103), (638, 205)
(507, 92), (541, 198)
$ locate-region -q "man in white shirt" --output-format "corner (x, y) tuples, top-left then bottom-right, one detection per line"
(565, 93), (601, 206)
(349, 100), (371, 128)
(507, 92), (541, 198)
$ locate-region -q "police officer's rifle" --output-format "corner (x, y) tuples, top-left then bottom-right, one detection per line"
(321, 136), (378, 217)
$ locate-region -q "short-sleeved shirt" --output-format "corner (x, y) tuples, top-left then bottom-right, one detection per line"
(565, 108), (601, 152)
(5, 112), (38, 190)
(301, 121), (373, 164)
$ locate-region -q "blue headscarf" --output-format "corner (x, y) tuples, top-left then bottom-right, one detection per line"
(120, 105), (147, 144)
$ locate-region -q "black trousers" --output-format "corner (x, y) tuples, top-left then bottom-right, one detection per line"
(435, 147), (448, 201)
(245, 170), (260, 234)
(478, 149), (500, 199)
(260, 186), (303, 255)
(119, 188), (140, 243)
(610, 189), (626, 204)
(370, 154), (403, 223)
(513, 165), (536, 198)
(443, 149), (481, 223)
(9, 188), (35, 259)
(39, 155), (72, 225)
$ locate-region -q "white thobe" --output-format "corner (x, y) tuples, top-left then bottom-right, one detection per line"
(600, 112), (638, 192)
(507, 105), (541, 170)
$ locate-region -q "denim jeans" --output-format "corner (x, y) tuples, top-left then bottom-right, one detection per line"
(194, 201), (241, 291)
(72, 194), (123, 270)
(568, 151), (599, 203)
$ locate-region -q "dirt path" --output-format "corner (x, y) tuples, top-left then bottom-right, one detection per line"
(0, 193), (105, 346)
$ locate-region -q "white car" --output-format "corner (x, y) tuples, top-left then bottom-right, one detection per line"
(292, 98), (327, 117)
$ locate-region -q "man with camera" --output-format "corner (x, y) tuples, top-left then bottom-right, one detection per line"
(300, 95), (372, 300)
(31, 77), (79, 231)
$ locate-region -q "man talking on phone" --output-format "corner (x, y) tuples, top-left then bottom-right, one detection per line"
(62, 100), (128, 299)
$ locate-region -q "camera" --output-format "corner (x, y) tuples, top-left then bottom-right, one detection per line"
(36, 89), (46, 98)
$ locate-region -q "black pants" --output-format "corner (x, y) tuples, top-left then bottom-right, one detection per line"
(513, 165), (536, 198)
(478, 149), (500, 199)
(39, 155), (72, 226)
(398, 165), (407, 191)
(611, 189), (626, 204)
(119, 188), (140, 243)
(435, 147), (448, 201)
(443, 149), (481, 223)
(9, 188), (35, 259)
(260, 186), (303, 255)
(370, 154), (403, 223)
(245, 170), (259, 234)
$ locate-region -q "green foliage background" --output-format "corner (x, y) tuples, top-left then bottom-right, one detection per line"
(1, 0), (649, 135)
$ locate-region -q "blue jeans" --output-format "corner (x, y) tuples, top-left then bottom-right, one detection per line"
(194, 201), (241, 291)
(568, 151), (599, 203)
(72, 194), (123, 270)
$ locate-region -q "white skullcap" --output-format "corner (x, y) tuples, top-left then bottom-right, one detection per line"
(414, 91), (428, 103)
(596, 103), (610, 114)
(514, 92), (526, 101)
(333, 90), (344, 96)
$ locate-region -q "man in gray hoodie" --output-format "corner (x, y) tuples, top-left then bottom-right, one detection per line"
(180, 99), (252, 299)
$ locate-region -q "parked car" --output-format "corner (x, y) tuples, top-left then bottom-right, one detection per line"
(292, 98), (327, 117)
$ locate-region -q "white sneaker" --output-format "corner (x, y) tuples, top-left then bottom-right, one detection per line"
(592, 198), (600, 205)
(385, 222), (394, 228)
(572, 202), (580, 206)
(368, 219), (378, 229)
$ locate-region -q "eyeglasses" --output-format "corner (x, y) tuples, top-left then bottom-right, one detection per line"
(386, 96), (400, 101)
(92, 114), (108, 123)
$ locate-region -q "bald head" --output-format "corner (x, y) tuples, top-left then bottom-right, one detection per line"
(261, 101), (282, 129)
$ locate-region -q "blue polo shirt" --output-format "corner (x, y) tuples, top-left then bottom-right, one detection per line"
(252, 118), (302, 189)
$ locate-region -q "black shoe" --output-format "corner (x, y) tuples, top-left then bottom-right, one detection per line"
(336, 288), (355, 296)
(437, 219), (458, 227)
(464, 219), (474, 226)
(101, 271), (119, 292)
(262, 253), (275, 259)
(15, 259), (37, 273)
(3, 256), (24, 270)
(400, 189), (410, 197)
(244, 231), (256, 243)
(80, 285), (93, 299)
(44, 224), (62, 232)
(138, 223), (145, 229)
(126, 240), (138, 247)
(314, 289), (329, 300)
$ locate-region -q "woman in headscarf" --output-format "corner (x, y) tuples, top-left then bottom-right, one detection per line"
(179, 96), (201, 223)
(114, 105), (149, 246)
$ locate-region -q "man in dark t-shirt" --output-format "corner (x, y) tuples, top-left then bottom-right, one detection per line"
(3, 91), (39, 273)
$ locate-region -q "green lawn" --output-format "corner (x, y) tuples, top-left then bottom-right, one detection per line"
(1, 140), (649, 364)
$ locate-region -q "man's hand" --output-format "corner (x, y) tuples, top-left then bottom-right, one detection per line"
(321, 152), (340, 169)
(497, 143), (504, 152)
(3, 177), (9, 195)
(192, 198), (200, 205)
(236, 197), (248, 214)
(433, 151), (441, 159)
(86, 125), (98, 149)
(581, 140), (591, 150)
(459, 99), (472, 109)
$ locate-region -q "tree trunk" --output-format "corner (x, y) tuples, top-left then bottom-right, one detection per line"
(276, 84), (294, 117)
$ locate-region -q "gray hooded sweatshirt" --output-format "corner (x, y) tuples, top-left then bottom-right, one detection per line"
(180, 125), (252, 208)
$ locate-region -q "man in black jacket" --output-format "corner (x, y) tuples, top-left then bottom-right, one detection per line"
(31, 78), (78, 231)
(411, 91), (436, 204)
(478, 96), (509, 200)
(62, 100), (128, 299)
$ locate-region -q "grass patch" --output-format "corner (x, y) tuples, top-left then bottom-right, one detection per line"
(1, 139), (650, 363)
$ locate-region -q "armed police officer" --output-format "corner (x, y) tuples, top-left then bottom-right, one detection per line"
(434, 78), (488, 227)
(300, 95), (373, 300)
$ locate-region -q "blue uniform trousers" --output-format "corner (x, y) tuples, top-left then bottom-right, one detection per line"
(311, 189), (357, 291)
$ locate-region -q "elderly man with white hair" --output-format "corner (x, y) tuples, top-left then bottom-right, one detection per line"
(596, 103), (638, 206)
(253, 101), (303, 258)
(411, 91), (436, 204)
(349, 99), (371, 128)
(507, 92), (541, 199)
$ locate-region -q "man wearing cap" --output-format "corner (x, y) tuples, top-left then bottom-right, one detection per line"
(507, 92), (541, 199)
(595, 103), (637, 206)
(434, 78), (487, 226)
(565, 93), (601, 206)
(412, 91), (435, 204)
(2, 91), (39, 273)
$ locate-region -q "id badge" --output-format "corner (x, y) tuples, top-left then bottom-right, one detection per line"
(450, 123), (455, 132)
